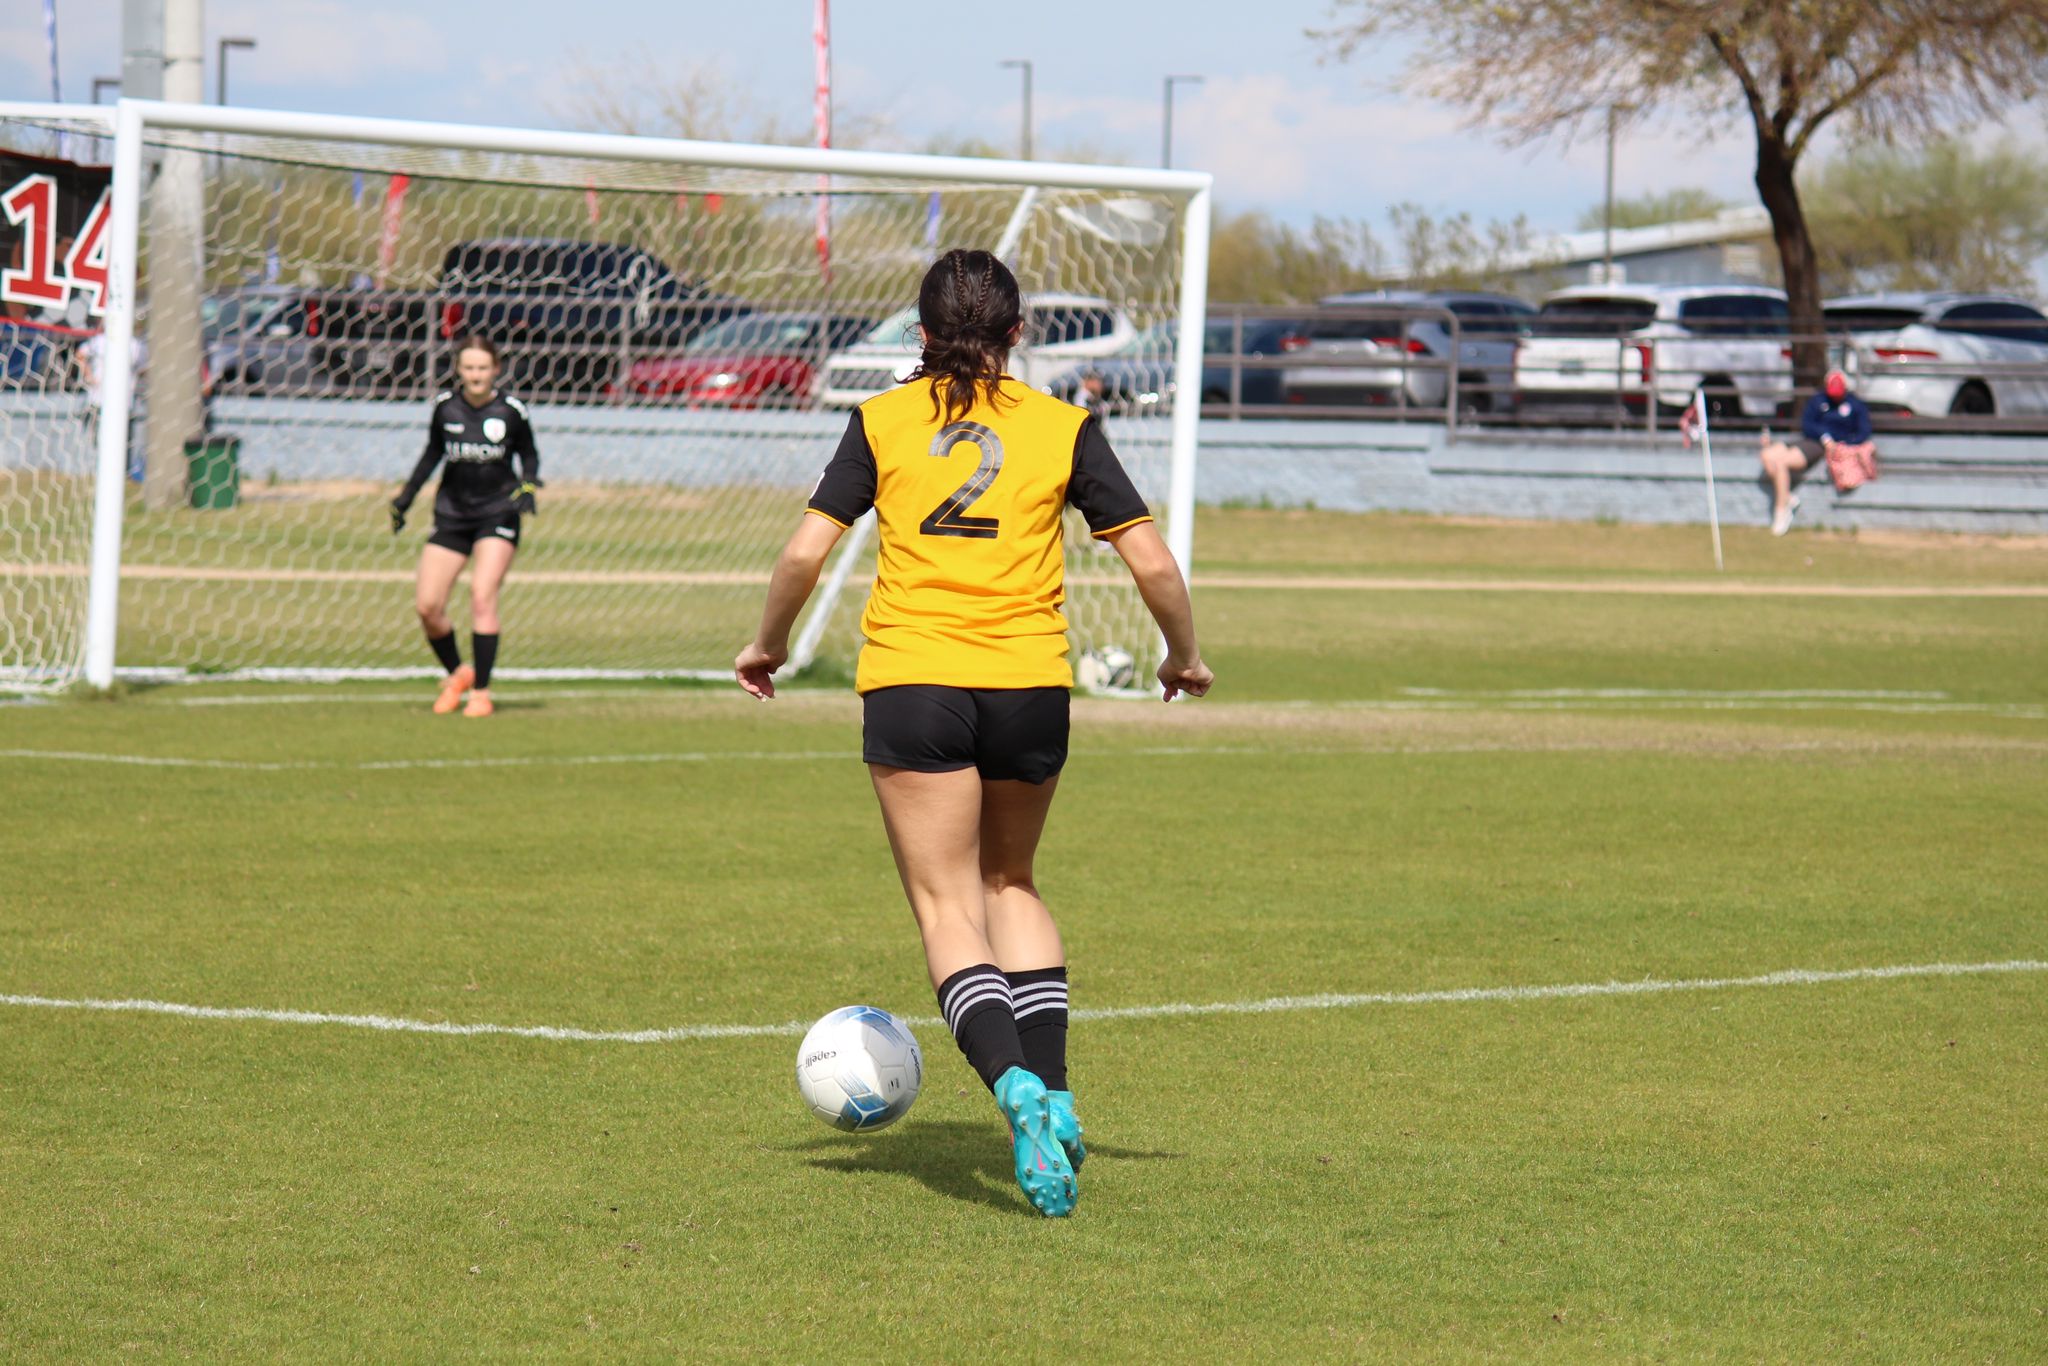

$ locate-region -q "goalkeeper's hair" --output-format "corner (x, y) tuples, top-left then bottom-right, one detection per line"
(449, 332), (502, 373)
(910, 248), (1022, 424)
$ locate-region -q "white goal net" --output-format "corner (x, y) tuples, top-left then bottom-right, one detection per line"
(0, 102), (1209, 690)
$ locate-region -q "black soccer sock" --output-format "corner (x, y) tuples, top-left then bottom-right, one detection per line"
(936, 963), (1028, 1091)
(472, 632), (499, 689)
(426, 630), (462, 675)
(1007, 966), (1070, 1092)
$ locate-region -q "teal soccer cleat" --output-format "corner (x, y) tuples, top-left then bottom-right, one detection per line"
(1048, 1090), (1086, 1172)
(992, 1067), (1076, 1217)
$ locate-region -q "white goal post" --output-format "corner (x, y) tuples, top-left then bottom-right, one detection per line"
(0, 99), (1210, 690)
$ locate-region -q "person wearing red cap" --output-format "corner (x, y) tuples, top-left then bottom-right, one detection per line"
(1759, 369), (1872, 535)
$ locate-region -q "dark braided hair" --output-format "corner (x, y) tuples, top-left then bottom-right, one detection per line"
(908, 248), (1023, 424)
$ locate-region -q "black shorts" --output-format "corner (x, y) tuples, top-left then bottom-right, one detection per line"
(862, 685), (1069, 784)
(428, 514), (520, 556)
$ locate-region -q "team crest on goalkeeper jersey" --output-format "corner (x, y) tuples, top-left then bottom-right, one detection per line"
(483, 418), (506, 442)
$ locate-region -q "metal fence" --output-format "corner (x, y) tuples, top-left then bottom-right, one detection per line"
(1188, 305), (2048, 438)
(14, 290), (2048, 438)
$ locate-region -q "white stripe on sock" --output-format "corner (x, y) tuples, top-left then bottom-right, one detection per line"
(940, 976), (1012, 1032)
(1011, 987), (1069, 1017)
(942, 983), (1007, 1023)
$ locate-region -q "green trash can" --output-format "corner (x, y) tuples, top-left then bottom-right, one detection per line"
(185, 436), (240, 510)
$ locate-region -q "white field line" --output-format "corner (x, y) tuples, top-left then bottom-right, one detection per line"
(11, 562), (2046, 597)
(149, 685), (1957, 709)
(2, 959), (2040, 1046)
(1304, 698), (2048, 720)
(0, 747), (852, 772)
(1398, 687), (1951, 700)
(160, 687), (685, 707)
(11, 728), (2048, 774)
(1187, 574), (2048, 599)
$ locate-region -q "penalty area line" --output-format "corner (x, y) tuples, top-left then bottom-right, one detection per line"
(2, 959), (2040, 1046)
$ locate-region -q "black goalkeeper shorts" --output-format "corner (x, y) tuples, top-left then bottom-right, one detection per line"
(428, 513), (521, 556)
(861, 685), (1070, 784)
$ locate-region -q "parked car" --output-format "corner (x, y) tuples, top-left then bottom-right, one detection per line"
(1281, 291), (1534, 414)
(615, 312), (874, 408)
(1042, 316), (1308, 414)
(1824, 293), (2048, 417)
(818, 292), (1137, 407)
(1514, 284), (1790, 422)
(203, 286), (325, 396)
(315, 239), (747, 400)
(0, 316), (61, 389)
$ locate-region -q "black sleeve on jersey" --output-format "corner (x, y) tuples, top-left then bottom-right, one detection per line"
(394, 399), (448, 511)
(807, 410), (877, 526)
(1067, 417), (1152, 535)
(506, 396), (541, 487)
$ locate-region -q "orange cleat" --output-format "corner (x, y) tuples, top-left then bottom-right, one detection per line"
(462, 688), (494, 718)
(432, 665), (474, 714)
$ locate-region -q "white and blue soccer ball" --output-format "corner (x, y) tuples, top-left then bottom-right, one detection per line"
(795, 1005), (923, 1132)
(1075, 645), (1137, 693)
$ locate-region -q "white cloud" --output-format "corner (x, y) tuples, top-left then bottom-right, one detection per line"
(206, 0), (445, 88)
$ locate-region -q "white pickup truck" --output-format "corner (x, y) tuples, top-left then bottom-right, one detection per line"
(817, 293), (1138, 407)
(1514, 284), (1791, 422)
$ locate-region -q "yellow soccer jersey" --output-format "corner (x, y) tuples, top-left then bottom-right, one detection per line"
(807, 376), (1153, 692)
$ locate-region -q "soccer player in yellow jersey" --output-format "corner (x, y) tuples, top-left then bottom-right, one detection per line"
(736, 249), (1211, 1217)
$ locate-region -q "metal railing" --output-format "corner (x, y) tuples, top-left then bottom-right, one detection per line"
(1182, 308), (2048, 439)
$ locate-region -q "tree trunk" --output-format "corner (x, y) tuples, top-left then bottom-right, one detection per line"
(1754, 132), (1826, 394)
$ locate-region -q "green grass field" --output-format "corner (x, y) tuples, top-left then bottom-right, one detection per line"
(3, 511), (2044, 1360)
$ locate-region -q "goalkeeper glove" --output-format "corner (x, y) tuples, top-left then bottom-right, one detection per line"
(512, 481), (540, 516)
(389, 500), (408, 535)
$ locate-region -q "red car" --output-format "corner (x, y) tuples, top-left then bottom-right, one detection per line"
(621, 312), (874, 407)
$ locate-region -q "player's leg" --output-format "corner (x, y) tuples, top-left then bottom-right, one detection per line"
(415, 540), (473, 712)
(977, 683), (1082, 1166)
(461, 528), (517, 718)
(980, 775), (1083, 1168)
(866, 690), (1074, 1215)
(870, 763), (1006, 998)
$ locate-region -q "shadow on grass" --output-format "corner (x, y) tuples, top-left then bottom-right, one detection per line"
(788, 1119), (1184, 1214)
(793, 1119), (1019, 1213)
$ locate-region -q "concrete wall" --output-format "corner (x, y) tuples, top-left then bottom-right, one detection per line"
(5, 394), (2044, 535)
(1186, 419), (2048, 535)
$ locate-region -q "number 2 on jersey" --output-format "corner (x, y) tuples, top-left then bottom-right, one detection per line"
(921, 421), (1003, 539)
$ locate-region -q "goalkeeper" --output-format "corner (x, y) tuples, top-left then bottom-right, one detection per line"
(389, 334), (541, 718)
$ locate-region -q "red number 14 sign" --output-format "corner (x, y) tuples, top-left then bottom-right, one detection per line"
(3, 173), (113, 317)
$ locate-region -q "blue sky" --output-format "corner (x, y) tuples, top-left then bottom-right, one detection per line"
(11, 0), (2038, 236)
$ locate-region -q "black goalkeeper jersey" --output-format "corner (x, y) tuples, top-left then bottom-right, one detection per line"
(396, 390), (541, 525)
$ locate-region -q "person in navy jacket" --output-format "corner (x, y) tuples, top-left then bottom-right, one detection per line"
(1760, 370), (1872, 535)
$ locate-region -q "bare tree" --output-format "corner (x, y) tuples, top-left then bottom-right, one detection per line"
(1206, 209), (1387, 303)
(1316, 1), (2048, 384)
(549, 52), (891, 149)
(1574, 188), (1730, 232)
(1386, 203), (1542, 293)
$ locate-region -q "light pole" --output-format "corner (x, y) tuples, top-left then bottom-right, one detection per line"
(1162, 74), (1203, 169)
(217, 36), (255, 106)
(1601, 103), (1631, 285)
(999, 59), (1033, 160)
(92, 76), (121, 102)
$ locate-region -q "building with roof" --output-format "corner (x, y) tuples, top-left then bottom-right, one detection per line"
(1495, 206), (1777, 293)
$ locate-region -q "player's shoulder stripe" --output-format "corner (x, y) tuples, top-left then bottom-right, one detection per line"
(501, 393), (530, 418)
(433, 390), (453, 405)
